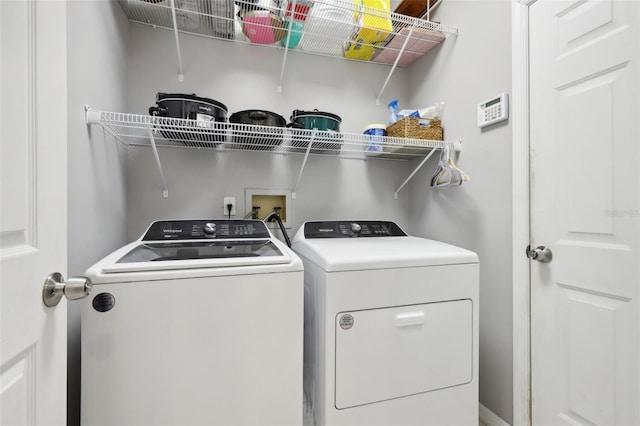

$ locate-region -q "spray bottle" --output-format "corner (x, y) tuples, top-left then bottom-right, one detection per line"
(388, 99), (399, 124)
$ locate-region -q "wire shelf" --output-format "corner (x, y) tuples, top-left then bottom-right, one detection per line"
(118, 0), (455, 66)
(86, 106), (462, 198)
(92, 109), (452, 159)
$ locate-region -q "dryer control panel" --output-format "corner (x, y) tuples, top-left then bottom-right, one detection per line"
(142, 220), (271, 240)
(303, 221), (407, 238)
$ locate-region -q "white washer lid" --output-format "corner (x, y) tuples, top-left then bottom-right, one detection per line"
(84, 219), (303, 283)
(292, 236), (478, 272)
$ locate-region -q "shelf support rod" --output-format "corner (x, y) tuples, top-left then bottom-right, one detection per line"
(292, 129), (317, 199)
(277, 0), (297, 93)
(147, 124), (169, 198)
(393, 144), (438, 199)
(169, 0), (184, 82)
(376, 22), (416, 105)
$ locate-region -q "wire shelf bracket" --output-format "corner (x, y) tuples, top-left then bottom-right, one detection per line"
(291, 128), (317, 199)
(169, 0), (185, 82)
(147, 124), (170, 198)
(376, 22), (416, 106)
(277, 0), (298, 93)
(85, 105), (170, 198)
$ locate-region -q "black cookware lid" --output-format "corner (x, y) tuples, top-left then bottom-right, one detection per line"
(229, 110), (287, 126)
(156, 92), (228, 112)
(291, 109), (342, 123)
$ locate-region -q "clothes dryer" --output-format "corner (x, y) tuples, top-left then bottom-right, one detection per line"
(292, 220), (479, 426)
(81, 219), (303, 426)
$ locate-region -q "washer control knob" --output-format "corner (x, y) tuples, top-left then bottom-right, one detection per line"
(350, 223), (362, 234)
(204, 223), (217, 235)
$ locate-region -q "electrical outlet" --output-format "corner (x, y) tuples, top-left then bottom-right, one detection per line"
(223, 196), (236, 216)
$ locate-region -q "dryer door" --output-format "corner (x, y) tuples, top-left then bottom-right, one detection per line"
(334, 300), (473, 409)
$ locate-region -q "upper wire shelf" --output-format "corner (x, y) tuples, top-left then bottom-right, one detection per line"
(119, 0), (455, 62)
(118, 0), (457, 98)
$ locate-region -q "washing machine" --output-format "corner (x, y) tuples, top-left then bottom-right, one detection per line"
(81, 219), (303, 426)
(291, 220), (479, 426)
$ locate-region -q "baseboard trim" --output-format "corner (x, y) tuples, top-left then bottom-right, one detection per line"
(479, 404), (511, 426)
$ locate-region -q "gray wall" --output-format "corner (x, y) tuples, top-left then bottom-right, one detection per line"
(66, 1), (129, 425)
(125, 24), (412, 239)
(405, 1), (514, 423)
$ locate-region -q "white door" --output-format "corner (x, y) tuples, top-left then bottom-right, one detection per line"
(1, 1), (73, 424)
(530, 0), (639, 425)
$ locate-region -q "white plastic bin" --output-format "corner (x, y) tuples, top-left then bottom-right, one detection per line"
(298, 0), (357, 56)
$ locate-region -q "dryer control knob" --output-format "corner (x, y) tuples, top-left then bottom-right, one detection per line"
(204, 223), (217, 235)
(350, 223), (362, 234)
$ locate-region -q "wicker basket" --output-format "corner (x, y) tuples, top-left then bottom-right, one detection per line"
(386, 117), (443, 140)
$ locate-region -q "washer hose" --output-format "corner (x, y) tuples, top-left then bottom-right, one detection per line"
(264, 210), (291, 248)
(244, 206), (261, 219)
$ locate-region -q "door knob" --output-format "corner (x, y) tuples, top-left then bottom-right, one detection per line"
(42, 272), (92, 307)
(526, 245), (553, 263)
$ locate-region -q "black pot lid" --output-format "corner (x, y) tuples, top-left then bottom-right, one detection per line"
(229, 109), (287, 125)
(156, 92), (228, 112)
(291, 109), (341, 123)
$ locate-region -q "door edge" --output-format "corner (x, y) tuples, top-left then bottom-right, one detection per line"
(512, 0), (535, 425)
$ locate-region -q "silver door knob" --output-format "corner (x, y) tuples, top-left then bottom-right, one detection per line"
(526, 245), (553, 263)
(42, 272), (92, 307)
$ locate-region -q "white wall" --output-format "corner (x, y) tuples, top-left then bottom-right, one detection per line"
(66, 1), (129, 425)
(406, 1), (514, 423)
(125, 24), (412, 239)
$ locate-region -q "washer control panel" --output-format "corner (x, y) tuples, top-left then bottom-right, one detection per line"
(142, 220), (271, 240)
(303, 221), (407, 238)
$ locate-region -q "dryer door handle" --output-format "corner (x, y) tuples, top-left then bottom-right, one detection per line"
(395, 311), (425, 327)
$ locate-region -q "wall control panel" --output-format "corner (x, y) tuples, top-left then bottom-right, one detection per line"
(477, 93), (509, 128)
